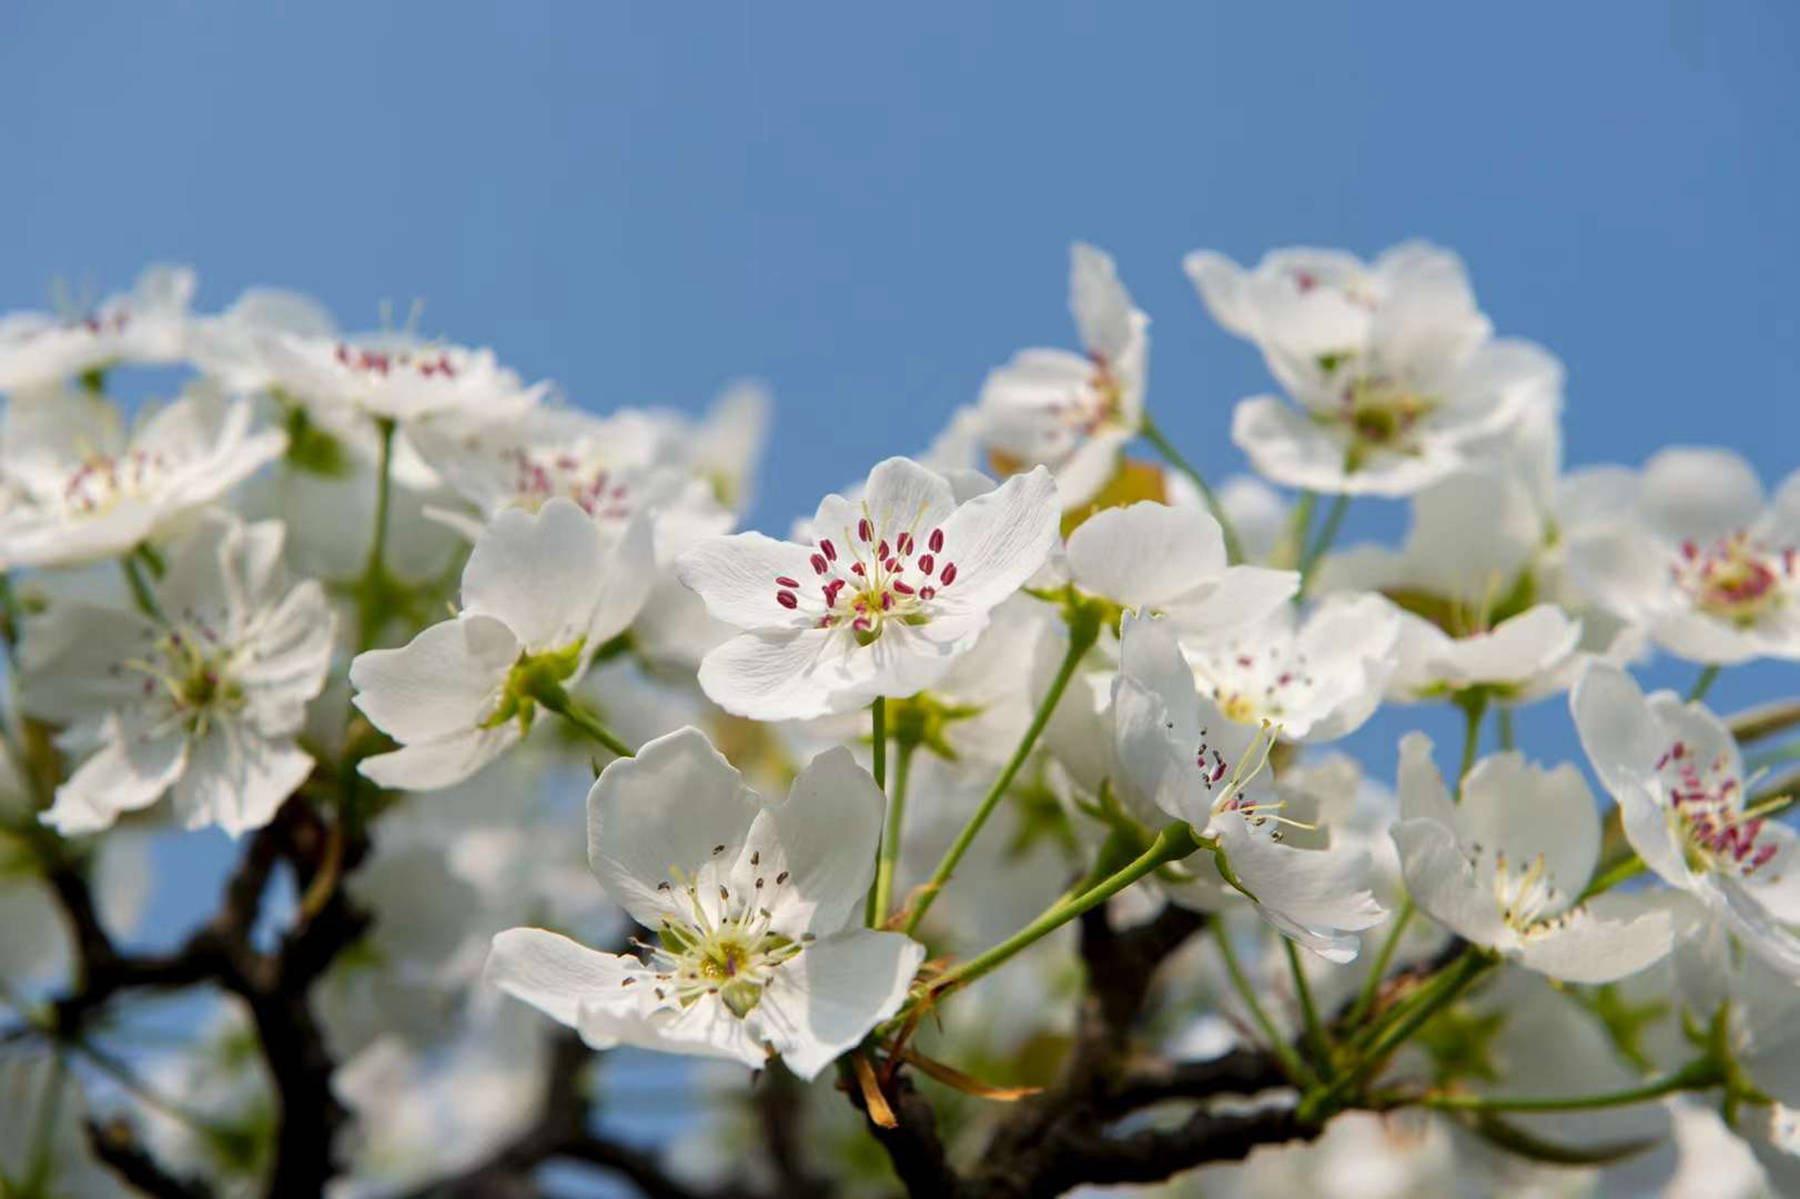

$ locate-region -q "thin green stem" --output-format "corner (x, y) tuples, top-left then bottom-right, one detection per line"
(924, 821), (1199, 1002)
(1216, 920), (1315, 1087)
(1347, 901), (1414, 1028)
(868, 738), (914, 927)
(1458, 692), (1488, 786)
(1139, 415), (1242, 563)
(1578, 855), (1647, 902)
(355, 416), (398, 653)
(1308, 949), (1491, 1117)
(1297, 494), (1349, 595)
(1400, 1058), (1724, 1114)
(528, 679), (636, 759)
(1279, 490), (1318, 570)
(121, 550), (164, 624)
(1497, 706), (1515, 751)
(903, 614), (1099, 936)
(1284, 937), (1331, 1077)
(1687, 664), (1721, 704)
(870, 696), (887, 790)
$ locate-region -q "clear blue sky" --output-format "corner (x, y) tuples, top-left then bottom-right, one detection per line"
(5, 2), (1798, 1181)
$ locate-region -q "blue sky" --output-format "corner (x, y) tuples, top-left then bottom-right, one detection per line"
(5, 1), (1799, 1183)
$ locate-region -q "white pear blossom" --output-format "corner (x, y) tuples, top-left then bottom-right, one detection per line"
(677, 457), (1059, 720)
(350, 498), (653, 791)
(187, 285), (338, 393)
(1112, 612), (1385, 960)
(977, 243), (1148, 507)
(1063, 500), (1298, 634)
(1573, 661), (1800, 977)
(1391, 732), (1672, 983)
(1178, 592), (1399, 742)
(1186, 241), (1559, 495)
(642, 380), (773, 515)
(0, 265), (195, 394)
(250, 327), (547, 427)
(0, 386), (286, 570)
(1566, 448), (1800, 664)
(487, 727), (925, 1079)
(23, 510), (333, 837)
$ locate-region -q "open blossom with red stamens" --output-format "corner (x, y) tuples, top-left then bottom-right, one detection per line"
(0, 385), (286, 570)
(0, 265), (195, 394)
(1575, 662), (1800, 979)
(250, 328), (548, 426)
(1569, 448), (1800, 665)
(676, 457), (1059, 720)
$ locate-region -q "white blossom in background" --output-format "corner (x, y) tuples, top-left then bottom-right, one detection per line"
(487, 727), (925, 1079)
(678, 457), (1058, 720)
(0, 386), (286, 570)
(643, 380), (773, 516)
(0, 265), (195, 394)
(1567, 447), (1800, 664)
(187, 286), (339, 394)
(1391, 732), (1671, 983)
(350, 498), (653, 791)
(23, 510), (334, 837)
(1574, 662), (1800, 976)
(1187, 241), (1559, 496)
(1112, 612), (1385, 960)
(249, 326), (547, 433)
(978, 243), (1148, 506)
(1178, 592), (1399, 743)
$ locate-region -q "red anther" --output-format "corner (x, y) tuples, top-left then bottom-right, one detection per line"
(884, 559), (900, 574)
(811, 554), (828, 574)
(897, 532), (914, 555)
(851, 563), (865, 576)
(820, 539), (837, 561)
(775, 576), (800, 588)
(858, 518), (872, 542)
(853, 616), (872, 632)
(876, 540), (890, 560)
(892, 581), (915, 595)
(776, 591), (798, 609)
(917, 553), (934, 574)
(881, 593), (893, 611)
(928, 528), (944, 553)
(919, 586), (935, 600)
(939, 562), (957, 586)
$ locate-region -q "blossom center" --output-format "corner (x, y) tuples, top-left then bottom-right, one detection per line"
(773, 510), (960, 645)
(128, 619), (245, 735)
(1654, 738), (1780, 877)
(60, 449), (171, 516)
(633, 865), (809, 1021)
(333, 342), (460, 380)
(1488, 850), (1569, 935)
(506, 447), (633, 521)
(1191, 642), (1316, 727)
(1337, 376), (1436, 454)
(1673, 533), (1793, 626)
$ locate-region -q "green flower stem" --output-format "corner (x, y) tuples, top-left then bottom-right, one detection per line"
(1347, 901), (1414, 1029)
(1216, 919), (1316, 1088)
(1687, 664), (1721, 704)
(1497, 706), (1516, 751)
(1398, 1057), (1725, 1114)
(921, 820), (1200, 1003)
(1284, 936), (1331, 1077)
(868, 735), (914, 927)
(903, 608), (1100, 936)
(354, 416), (397, 654)
(1297, 494), (1350, 595)
(1578, 854), (1647, 902)
(1139, 415), (1243, 564)
(870, 696), (887, 790)
(121, 548), (164, 624)
(1307, 949), (1492, 1119)
(527, 677), (636, 759)
(1279, 490), (1318, 570)
(1457, 692), (1488, 786)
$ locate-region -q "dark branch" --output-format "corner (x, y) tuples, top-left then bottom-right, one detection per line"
(86, 1117), (214, 1199)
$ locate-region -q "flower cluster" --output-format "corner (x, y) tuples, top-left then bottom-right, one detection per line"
(1, 248), (1798, 1198)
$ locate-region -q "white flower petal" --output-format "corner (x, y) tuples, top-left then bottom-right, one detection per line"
(461, 499), (612, 649)
(675, 531), (822, 633)
(1514, 891), (1673, 984)
(486, 927), (636, 1029)
(760, 931), (925, 1080)
(586, 727), (763, 928)
(350, 614), (518, 743)
(736, 746), (885, 938)
(1065, 501), (1226, 608)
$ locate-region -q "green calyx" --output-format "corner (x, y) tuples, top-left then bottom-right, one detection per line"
(481, 639), (587, 735)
